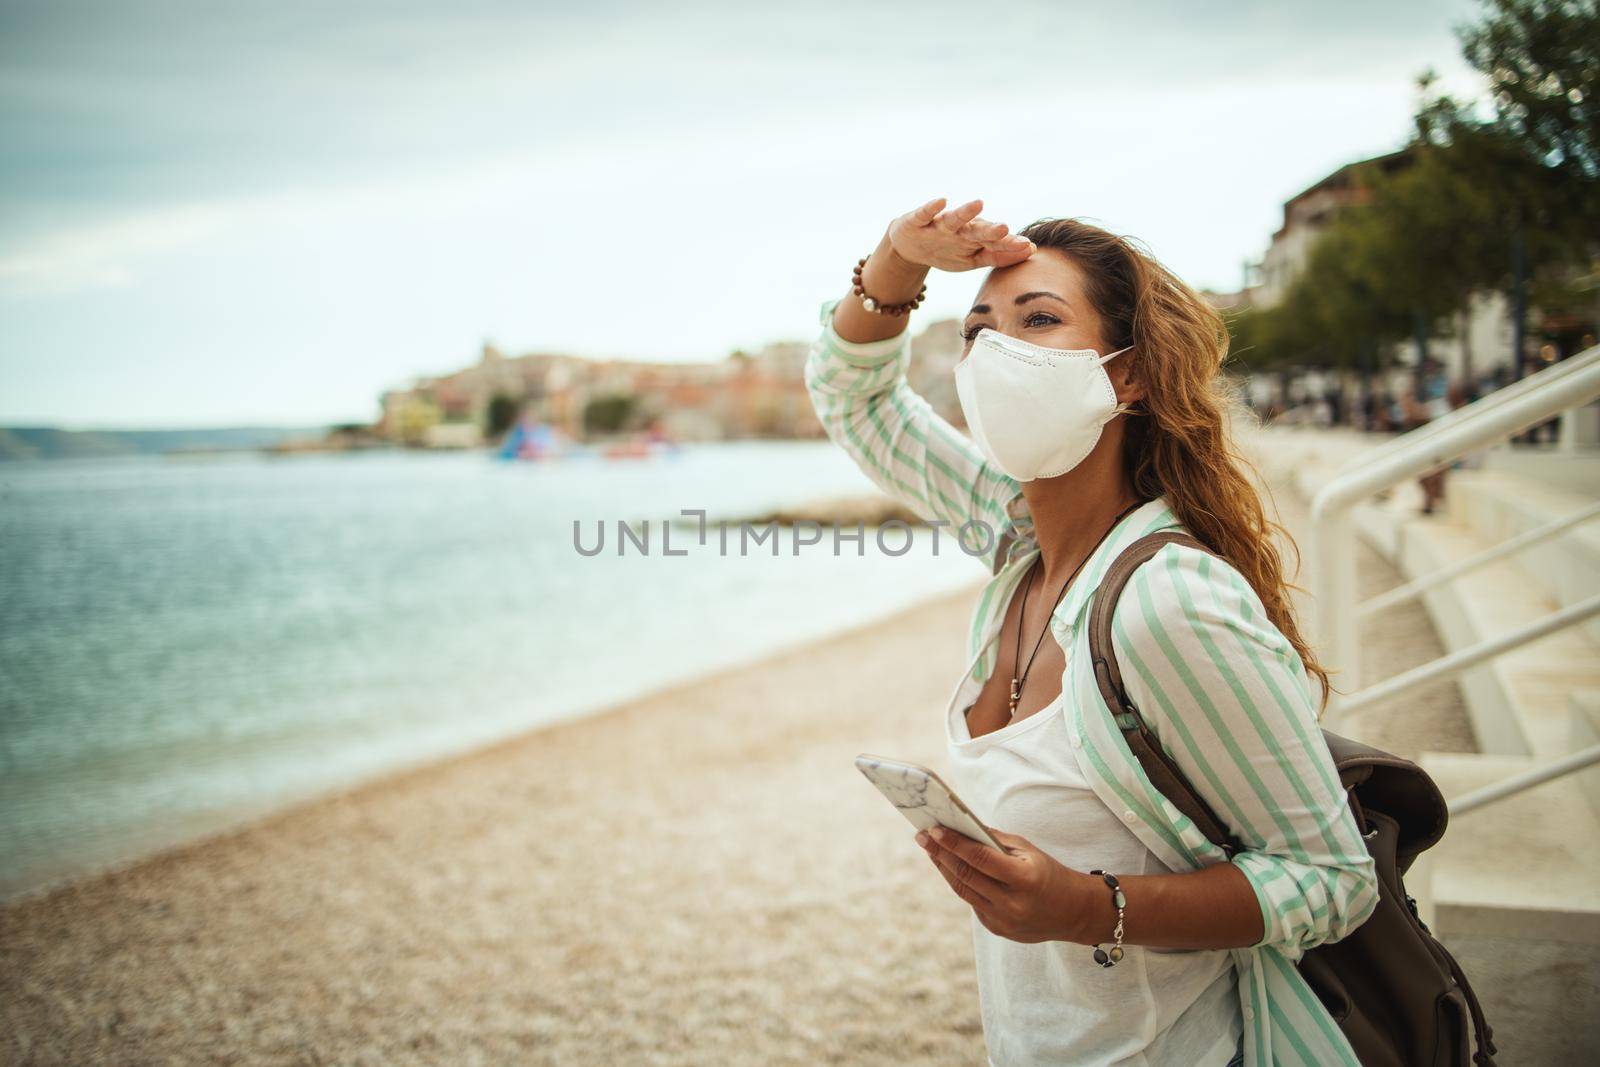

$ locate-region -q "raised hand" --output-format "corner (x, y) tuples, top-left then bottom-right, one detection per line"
(887, 198), (1036, 273)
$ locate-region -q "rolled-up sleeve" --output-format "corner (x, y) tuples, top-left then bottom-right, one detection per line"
(804, 297), (1017, 567)
(1107, 542), (1380, 961)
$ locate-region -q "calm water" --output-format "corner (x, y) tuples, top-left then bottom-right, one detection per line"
(0, 443), (985, 899)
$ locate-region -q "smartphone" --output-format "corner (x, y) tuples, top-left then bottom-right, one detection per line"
(855, 752), (1009, 853)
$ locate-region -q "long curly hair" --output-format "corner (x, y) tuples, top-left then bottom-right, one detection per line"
(1017, 216), (1333, 712)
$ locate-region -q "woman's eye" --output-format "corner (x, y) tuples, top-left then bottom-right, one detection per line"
(962, 314), (1056, 342)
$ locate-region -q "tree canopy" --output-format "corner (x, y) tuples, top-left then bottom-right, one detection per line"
(1227, 0), (1598, 375)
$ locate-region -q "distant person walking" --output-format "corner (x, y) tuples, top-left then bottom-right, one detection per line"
(807, 200), (1379, 1066)
(1406, 357), (1453, 514)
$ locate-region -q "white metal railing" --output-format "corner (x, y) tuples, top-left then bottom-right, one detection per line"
(1450, 742), (1600, 816)
(1335, 594), (1600, 716)
(1356, 501), (1600, 619)
(1309, 344), (1600, 815)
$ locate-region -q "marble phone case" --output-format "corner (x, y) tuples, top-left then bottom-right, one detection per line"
(855, 753), (1007, 852)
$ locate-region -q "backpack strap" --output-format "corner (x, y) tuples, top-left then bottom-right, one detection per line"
(1435, 934), (1500, 1064)
(1087, 529), (1247, 858)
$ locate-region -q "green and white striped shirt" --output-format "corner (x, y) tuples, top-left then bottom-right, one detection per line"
(806, 297), (1380, 1067)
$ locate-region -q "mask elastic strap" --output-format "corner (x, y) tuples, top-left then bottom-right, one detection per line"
(1095, 344), (1134, 366)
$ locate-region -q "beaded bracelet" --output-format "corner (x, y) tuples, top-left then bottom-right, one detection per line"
(852, 254), (927, 316)
(1087, 869), (1126, 967)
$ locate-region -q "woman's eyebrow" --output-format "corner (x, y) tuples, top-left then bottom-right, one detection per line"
(965, 291), (1070, 318)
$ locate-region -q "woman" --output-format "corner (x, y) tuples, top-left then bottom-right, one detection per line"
(805, 199), (1380, 1067)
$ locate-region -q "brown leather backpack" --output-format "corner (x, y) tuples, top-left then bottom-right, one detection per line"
(997, 527), (1501, 1065)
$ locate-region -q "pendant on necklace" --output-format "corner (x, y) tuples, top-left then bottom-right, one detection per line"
(1009, 677), (1020, 715)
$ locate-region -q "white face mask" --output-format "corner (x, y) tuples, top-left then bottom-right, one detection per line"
(953, 327), (1133, 482)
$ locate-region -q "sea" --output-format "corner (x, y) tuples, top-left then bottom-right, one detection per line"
(0, 443), (987, 900)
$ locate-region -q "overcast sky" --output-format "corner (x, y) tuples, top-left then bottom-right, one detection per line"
(1, 0), (1492, 428)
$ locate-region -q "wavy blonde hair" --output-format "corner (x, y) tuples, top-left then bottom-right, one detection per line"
(1017, 217), (1333, 712)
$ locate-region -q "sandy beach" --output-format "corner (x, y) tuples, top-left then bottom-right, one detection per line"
(2, 584), (999, 1066)
(0, 467), (1485, 1066)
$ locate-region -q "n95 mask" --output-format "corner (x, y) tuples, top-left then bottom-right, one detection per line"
(953, 327), (1133, 482)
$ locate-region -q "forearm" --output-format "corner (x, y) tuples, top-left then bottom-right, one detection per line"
(831, 229), (930, 344)
(805, 281), (1014, 546)
(804, 208), (1019, 563)
(803, 328), (1009, 542)
(1066, 861), (1265, 951)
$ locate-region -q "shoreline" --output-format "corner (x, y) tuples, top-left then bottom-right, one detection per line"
(0, 476), (972, 908)
(2, 576), (999, 1065)
(0, 564), (985, 909)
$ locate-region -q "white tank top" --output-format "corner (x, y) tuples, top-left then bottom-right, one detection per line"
(944, 666), (1243, 1067)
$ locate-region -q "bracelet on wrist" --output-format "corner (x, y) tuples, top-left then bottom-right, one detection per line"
(852, 253), (927, 317)
(1087, 869), (1126, 967)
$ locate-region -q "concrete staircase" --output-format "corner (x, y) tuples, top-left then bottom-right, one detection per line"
(1246, 426), (1600, 945)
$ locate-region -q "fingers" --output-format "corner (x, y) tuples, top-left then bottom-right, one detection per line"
(910, 197), (947, 223)
(920, 838), (1004, 907)
(933, 198), (984, 232)
(917, 828), (1015, 900)
(953, 220), (1011, 256)
(932, 200), (1031, 253)
(958, 220), (1031, 261)
(960, 217), (1010, 243)
(986, 828), (1029, 855)
(984, 230), (1033, 253)
(927, 826), (1018, 882)
(974, 242), (1036, 269)
(936, 846), (1011, 901)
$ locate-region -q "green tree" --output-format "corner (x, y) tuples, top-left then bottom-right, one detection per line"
(1459, 0), (1599, 183)
(583, 393), (637, 435)
(392, 395), (441, 448)
(1421, 0), (1600, 373)
(486, 392), (521, 439)
(1256, 1), (1598, 379)
(1273, 206), (1413, 367)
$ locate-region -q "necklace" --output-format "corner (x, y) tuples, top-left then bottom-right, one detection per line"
(1008, 497), (1145, 718)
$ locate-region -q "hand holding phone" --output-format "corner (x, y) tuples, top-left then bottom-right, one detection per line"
(855, 752), (1008, 853)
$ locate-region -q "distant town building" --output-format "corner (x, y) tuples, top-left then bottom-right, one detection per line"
(373, 323), (971, 448)
(1240, 149), (1517, 387)
(1252, 150), (1412, 309)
